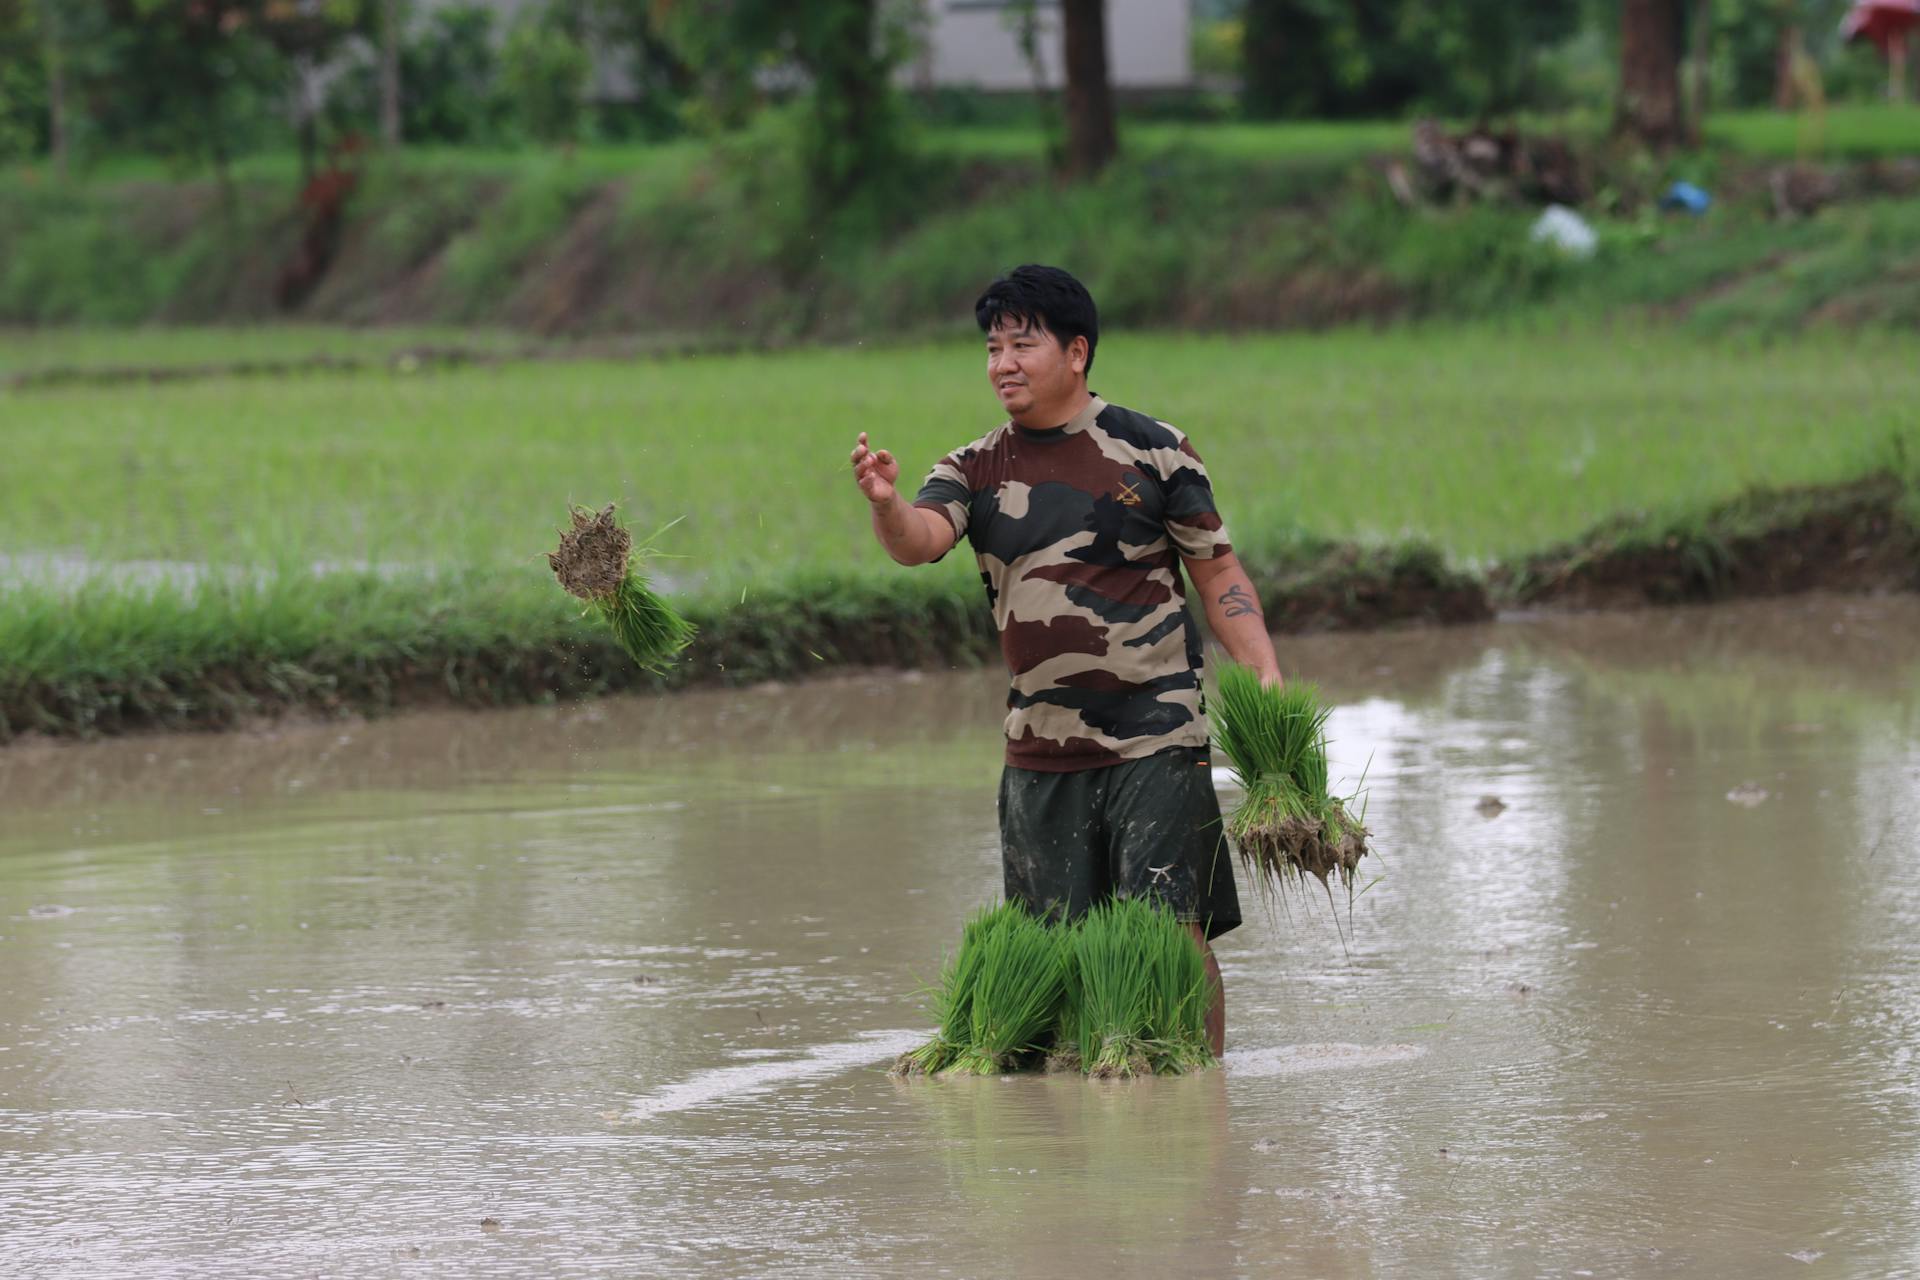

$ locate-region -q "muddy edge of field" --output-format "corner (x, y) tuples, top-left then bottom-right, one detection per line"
(4, 472), (1915, 745)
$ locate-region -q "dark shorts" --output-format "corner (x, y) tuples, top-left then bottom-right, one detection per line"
(998, 745), (1242, 941)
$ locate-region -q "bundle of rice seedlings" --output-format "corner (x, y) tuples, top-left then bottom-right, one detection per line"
(946, 905), (1069, 1075)
(1139, 905), (1215, 1075)
(1056, 896), (1216, 1078)
(892, 903), (1009, 1076)
(547, 504), (695, 673)
(1211, 663), (1370, 898)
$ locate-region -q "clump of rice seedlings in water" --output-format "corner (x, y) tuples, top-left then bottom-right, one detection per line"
(1141, 905), (1215, 1074)
(1211, 663), (1370, 899)
(1061, 897), (1150, 1077)
(547, 504), (695, 673)
(892, 904), (1010, 1076)
(898, 899), (1214, 1079)
(1058, 896), (1216, 1078)
(946, 905), (1069, 1075)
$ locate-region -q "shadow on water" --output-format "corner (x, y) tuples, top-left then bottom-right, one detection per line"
(1, 595), (1917, 1276)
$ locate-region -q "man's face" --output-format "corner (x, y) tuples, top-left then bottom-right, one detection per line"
(986, 317), (1085, 422)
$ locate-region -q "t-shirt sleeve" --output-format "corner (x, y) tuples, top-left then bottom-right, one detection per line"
(1161, 434), (1233, 560)
(912, 453), (971, 551)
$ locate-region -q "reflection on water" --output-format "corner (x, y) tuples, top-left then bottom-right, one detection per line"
(2, 595), (1918, 1276)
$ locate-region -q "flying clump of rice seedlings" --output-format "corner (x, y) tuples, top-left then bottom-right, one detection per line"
(547, 504), (695, 673)
(1211, 663), (1370, 901)
(1054, 895), (1216, 1078)
(894, 897), (1216, 1079)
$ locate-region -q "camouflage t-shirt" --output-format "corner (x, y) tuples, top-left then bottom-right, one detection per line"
(913, 395), (1233, 772)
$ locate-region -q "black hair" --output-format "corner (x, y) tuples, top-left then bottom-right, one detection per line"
(975, 264), (1099, 376)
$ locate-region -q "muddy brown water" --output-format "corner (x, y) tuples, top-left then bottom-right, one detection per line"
(3, 595), (1918, 1277)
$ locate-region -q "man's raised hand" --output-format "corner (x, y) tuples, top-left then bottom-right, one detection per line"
(850, 431), (900, 506)
(852, 433), (954, 566)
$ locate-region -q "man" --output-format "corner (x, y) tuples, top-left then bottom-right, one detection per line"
(848, 264), (1282, 1055)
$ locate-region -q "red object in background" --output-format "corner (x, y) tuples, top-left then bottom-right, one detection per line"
(1841, 0), (1920, 52)
(277, 134), (367, 310)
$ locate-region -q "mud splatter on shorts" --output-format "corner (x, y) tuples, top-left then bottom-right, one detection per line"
(998, 745), (1242, 940)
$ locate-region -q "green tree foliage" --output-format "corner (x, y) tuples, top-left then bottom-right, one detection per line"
(12, 0), (701, 164)
(331, 1), (690, 147)
(500, 8), (592, 143)
(568, 0), (694, 138)
(1242, 0), (1584, 118)
(1398, 0), (1587, 114)
(652, 0), (919, 212)
(1708, 0), (1860, 107)
(0, 1), (50, 162)
(376, 4), (504, 145)
(38, 0), (368, 179)
(1242, 0), (1382, 118)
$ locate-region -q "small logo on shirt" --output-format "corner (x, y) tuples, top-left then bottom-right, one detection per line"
(1116, 474), (1144, 506)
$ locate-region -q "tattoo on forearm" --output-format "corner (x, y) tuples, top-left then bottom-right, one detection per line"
(1219, 584), (1261, 619)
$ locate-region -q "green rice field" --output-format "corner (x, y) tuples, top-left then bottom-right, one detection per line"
(4, 325), (1913, 580)
(1, 323), (1915, 734)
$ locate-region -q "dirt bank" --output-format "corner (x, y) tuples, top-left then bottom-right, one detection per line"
(4, 473), (1914, 745)
(1495, 474), (1920, 611)
(7, 143), (1920, 341)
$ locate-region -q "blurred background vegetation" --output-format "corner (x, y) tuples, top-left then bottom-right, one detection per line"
(0, 1), (1902, 170)
(0, 0), (1913, 337)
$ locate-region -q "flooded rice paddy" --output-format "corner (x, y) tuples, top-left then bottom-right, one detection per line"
(3, 595), (1918, 1277)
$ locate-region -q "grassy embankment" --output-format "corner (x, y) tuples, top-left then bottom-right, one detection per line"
(3, 108), (1919, 341)
(3, 327), (1916, 741)
(3, 108), (1917, 738)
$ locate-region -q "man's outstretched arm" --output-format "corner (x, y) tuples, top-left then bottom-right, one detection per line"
(850, 431), (956, 566)
(1183, 551), (1283, 686)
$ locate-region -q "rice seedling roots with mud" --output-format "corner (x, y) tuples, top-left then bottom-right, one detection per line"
(893, 897), (1217, 1080)
(547, 504), (696, 673)
(1212, 663), (1371, 903)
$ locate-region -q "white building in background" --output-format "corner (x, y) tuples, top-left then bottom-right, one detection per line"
(905, 0), (1194, 92)
(410, 0), (1195, 97)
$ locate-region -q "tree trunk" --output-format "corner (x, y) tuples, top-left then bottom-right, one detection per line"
(204, 87), (235, 218)
(1617, 0), (1686, 149)
(637, 26), (695, 99)
(1772, 15), (1801, 109)
(806, 0), (891, 210)
(1688, 0), (1711, 145)
(1061, 0), (1117, 178)
(1000, 0), (1062, 167)
(1240, 0), (1290, 119)
(293, 55), (318, 183)
(379, 0), (402, 147)
(45, 33), (67, 175)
